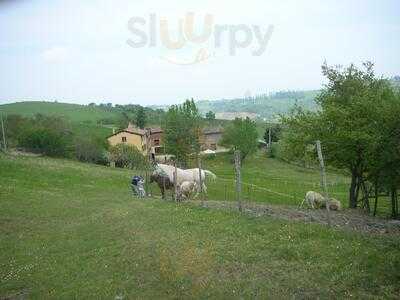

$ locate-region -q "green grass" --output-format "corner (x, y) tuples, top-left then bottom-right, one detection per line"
(198, 152), (350, 207)
(0, 101), (121, 124)
(1, 154), (400, 298)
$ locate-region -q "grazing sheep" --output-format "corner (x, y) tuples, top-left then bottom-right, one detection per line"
(178, 181), (197, 201)
(321, 198), (342, 211)
(300, 191), (326, 209)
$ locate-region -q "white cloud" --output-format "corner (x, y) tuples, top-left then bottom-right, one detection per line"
(42, 46), (70, 63)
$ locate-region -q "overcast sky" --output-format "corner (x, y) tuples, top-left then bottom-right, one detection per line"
(0, 0), (399, 106)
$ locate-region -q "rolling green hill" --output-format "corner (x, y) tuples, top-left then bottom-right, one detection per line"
(0, 101), (121, 124)
(196, 90), (320, 121)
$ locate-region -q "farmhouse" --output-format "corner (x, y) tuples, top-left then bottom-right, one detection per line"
(107, 123), (147, 152)
(107, 124), (223, 153)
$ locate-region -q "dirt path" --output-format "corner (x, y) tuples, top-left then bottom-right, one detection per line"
(189, 200), (400, 235)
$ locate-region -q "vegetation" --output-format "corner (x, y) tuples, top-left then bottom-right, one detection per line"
(221, 117), (258, 161)
(0, 101), (121, 124)
(195, 90), (320, 121)
(135, 105), (147, 129)
(1, 153), (400, 298)
(280, 62), (400, 215)
(163, 99), (201, 166)
(205, 110), (215, 121)
(73, 135), (108, 165)
(107, 144), (149, 169)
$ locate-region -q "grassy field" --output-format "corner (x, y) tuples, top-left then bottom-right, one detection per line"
(1, 153), (400, 298)
(0, 101), (121, 124)
(189, 152), (350, 206)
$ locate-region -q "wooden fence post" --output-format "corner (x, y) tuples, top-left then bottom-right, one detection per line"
(0, 114), (6, 152)
(197, 154), (204, 206)
(174, 162), (178, 202)
(224, 184), (227, 201)
(316, 140), (331, 227)
(234, 150), (242, 212)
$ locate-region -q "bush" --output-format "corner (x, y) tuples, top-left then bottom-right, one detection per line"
(17, 128), (71, 157)
(107, 144), (149, 169)
(74, 136), (108, 165)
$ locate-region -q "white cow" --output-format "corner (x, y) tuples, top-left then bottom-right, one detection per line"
(155, 164), (216, 196)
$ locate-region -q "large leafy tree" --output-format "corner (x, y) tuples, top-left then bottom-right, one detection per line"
(163, 99), (201, 166)
(221, 117), (258, 161)
(281, 62), (399, 210)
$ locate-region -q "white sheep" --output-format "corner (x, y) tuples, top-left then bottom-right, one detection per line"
(300, 191), (326, 209)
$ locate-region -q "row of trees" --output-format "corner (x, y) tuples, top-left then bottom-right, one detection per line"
(281, 62), (400, 216)
(163, 99), (259, 166)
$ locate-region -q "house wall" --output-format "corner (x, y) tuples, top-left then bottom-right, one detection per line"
(107, 132), (144, 152)
(149, 132), (162, 147)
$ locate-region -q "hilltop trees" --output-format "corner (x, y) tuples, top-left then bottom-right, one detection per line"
(163, 99), (201, 166)
(221, 117), (258, 161)
(281, 62), (400, 213)
(135, 106), (146, 129)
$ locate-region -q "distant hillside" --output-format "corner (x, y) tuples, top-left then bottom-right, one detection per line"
(196, 90), (320, 121)
(0, 101), (166, 140)
(0, 101), (121, 124)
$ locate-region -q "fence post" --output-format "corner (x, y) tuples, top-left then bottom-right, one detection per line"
(234, 150), (242, 212)
(0, 114), (6, 152)
(224, 184), (227, 202)
(316, 140), (331, 227)
(197, 154), (204, 206)
(173, 161), (178, 202)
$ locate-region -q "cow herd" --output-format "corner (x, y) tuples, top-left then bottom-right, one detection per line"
(150, 163), (217, 201)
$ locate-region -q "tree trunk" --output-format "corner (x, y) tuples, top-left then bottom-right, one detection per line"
(349, 171), (358, 209)
(391, 189), (398, 218)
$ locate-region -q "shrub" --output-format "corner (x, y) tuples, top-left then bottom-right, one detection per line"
(74, 136), (108, 165)
(17, 128), (70, 157)
(107, 144), (149, 169)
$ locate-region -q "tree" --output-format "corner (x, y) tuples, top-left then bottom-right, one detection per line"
(205, 111), (215, 121)
(107, 144), (148, 169)
(263, 123), (281, 145)
(281, 62), (399, 210)
(163, 99), (201, 166)
(74, 136), (108, 165)
(221, 117), (258, 161)
(135, 106), (147, 129)
(16, 114), (73, 157)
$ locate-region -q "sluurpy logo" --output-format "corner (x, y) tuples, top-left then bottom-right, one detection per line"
(127, 13), (274, 65)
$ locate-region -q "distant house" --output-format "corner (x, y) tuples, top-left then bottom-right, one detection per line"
(107, 125), (223, 154)
(107, 123), (147, 153)
(147, 127), (163, 154)
(200, 128), (223, 151)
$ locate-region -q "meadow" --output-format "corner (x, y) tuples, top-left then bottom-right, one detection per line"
(1, 153), (400, 298)
(0, 102), (120, 124)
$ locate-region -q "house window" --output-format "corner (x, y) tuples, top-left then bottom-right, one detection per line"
(122, 137), (127, 142)
(154, 139), (160, 146)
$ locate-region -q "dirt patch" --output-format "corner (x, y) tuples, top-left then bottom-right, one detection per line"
(189, 200), (400, 235)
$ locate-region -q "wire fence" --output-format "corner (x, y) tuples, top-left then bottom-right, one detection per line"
(204, 176), (349, 207)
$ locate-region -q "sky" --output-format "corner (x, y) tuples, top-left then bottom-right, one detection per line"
(0, 0), (399, 106)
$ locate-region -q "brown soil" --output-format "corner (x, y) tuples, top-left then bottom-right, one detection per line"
(189, 200), (400, 235)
